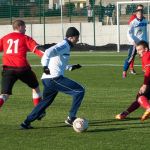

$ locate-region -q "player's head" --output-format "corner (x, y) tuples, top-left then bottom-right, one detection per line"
(136, 41), (149, 57)
(136, 4), (144, 11)
(66, 27), (80, 45)
(12, 20), (26, 34)
(135, 9), (143, 19)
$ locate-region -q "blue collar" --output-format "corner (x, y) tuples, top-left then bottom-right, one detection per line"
(136, 17), (144, 22)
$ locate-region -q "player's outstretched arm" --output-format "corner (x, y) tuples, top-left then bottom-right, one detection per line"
(37, 43), (56, 52)
(66, 64), (82, 71)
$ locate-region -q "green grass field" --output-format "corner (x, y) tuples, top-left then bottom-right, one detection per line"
(0, 51), (149, 150)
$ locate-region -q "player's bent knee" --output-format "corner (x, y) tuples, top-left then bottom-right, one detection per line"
(0, 94), (9, 102)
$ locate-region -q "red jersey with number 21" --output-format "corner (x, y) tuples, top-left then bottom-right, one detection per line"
(0, 32), (43, 67)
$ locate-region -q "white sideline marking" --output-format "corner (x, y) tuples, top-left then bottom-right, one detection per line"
(71, 55), (126, 57)
(30, 64), (141, 67)
(27, 54), (126, 57)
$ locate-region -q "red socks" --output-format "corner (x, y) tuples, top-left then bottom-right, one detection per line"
(126, 100), (140, 113)
(0, 98), (4, 107)
(33, 97), (41, 106)
(129, 59), (134, 70)
(138, 96), (150, 110)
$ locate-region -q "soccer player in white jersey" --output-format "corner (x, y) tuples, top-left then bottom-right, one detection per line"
(128, 4), (144, 75)
(122, 9), (148, 78)
(20, 27), (85, 129)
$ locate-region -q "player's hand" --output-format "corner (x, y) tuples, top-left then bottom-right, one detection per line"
(69, 64), (82, 71)
(43, 66), (50, 74)
(139, 84), (147, 94)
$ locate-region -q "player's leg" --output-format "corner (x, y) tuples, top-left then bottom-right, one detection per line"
(115, 93), (140, 120)
(129, 59), (136, 74)
(0, 69), (17, 108)
(19, 69), (47, 120)
(110, 17), (113, 25)
(137, 87), (150, 121)
(116, 87), (150, 120)
(32, 87), (42, 107)
(138, 95), (150, 121)
(123, 45), (136, 78)
(32, 87), (46, 120)
(19, 69), (42, 106)
(53, 76), (85, 125)
(21, 79), (58, 129)
(106, 16), (109, 25)
(0, 94), (9, 107)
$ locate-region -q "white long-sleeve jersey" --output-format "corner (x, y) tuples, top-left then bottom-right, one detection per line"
(41, 39), (71, 79)
(127, 17), (148, 45)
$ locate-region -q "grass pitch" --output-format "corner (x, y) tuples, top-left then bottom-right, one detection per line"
(0, 51), (149, 150)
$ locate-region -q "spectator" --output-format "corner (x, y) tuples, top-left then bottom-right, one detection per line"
(105, 3), (114, 25)
(87, 5), (93, 22)
(99, 3), (105, 24)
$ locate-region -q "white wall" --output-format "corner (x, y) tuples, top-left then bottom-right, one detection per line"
(0, 23), (129, 46)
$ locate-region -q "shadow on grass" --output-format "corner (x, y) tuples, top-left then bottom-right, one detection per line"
(86, 118), (150, 133)
(17, 124), (72, 130)
(89, 117), (150, 127)
(87, 127), (126, 133)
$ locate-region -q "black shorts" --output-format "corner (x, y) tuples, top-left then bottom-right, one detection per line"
(138, 86), (150, 100)
(1, 67), (39, 95)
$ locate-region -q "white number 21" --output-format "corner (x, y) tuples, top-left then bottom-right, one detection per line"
(6, 39), (19, 54)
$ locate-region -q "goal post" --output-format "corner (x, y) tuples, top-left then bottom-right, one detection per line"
(117, 1), (150, 52)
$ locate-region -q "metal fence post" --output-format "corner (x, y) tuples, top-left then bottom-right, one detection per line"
(10, 0), (12, 24)
(39, 0), (42, 24)
(43, 0), (45, 44)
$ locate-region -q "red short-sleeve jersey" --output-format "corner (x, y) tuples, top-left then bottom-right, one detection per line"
(0, 32), (43, 67)
(142, 51), (150, 85)
(128, 14), (136, 25)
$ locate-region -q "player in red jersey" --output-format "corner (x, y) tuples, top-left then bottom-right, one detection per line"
(116, 41), (150, 121)
(0, 20), (45, 113)
(123, 4), (144, 78)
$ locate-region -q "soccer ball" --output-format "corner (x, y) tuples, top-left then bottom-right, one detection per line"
(73, 118), (88, 133)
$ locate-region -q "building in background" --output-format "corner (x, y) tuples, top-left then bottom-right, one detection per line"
(49, 0), (134, 9)
(49, 0), (86, 9)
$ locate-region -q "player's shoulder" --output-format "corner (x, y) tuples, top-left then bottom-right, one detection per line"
(143, 51), (150, 61)
(128, 14), (136, 24)
(1, 32), (14, 39)
(57, 39), (68, 46)
(20, 34), (35, 43)
(3, 32), (26, 39)
(54, 39), (69, 51)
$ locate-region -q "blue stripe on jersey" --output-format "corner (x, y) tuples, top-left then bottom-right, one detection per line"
(63, 54), (70, 56)
(136, 23), (147, 27)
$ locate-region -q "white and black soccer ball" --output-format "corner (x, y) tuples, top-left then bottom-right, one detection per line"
(73, 118), (88, 133)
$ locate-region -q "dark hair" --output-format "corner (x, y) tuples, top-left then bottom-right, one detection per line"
(66, 27), (79, 38)
(136, 4), (144, 10)
(12, 20), (25, 30)
(136, 41), (149, 49)
(135, 9), (143, 13)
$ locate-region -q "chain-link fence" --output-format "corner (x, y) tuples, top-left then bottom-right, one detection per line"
(0, 1), (150, 49)
(0, 0), (112, 25)
(0, 1), (149, 25)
